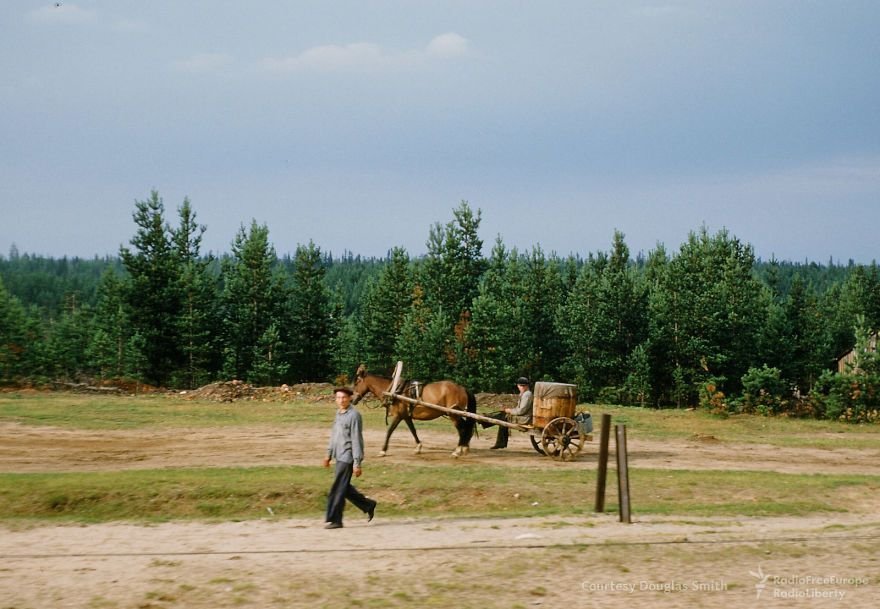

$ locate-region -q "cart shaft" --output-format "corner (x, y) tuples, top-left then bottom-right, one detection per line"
(383, 392), (531, 432)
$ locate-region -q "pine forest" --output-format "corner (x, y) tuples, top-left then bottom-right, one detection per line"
(2, 191), (879, 423)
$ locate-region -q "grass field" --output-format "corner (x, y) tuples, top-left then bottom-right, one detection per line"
(1, 391), (878, 524)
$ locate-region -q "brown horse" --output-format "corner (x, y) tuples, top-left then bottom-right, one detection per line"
(351, 365), (477, 457)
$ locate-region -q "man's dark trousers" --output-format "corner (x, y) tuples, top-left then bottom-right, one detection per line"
(326, 460), (372, 525)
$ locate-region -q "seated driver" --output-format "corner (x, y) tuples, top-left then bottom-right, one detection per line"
(486, 377), (533, 449)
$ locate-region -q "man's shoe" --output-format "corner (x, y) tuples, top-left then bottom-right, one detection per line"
(489, 444), (506, 450)
(366, 500), (377, 522)
(324, 522), (343, 529)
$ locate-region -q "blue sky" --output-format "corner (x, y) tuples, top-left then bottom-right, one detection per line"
(2, 1), (879, 263)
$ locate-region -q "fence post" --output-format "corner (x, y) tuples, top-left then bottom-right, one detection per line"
(615, 424), (632, 523)
(594, 413), (612, 512)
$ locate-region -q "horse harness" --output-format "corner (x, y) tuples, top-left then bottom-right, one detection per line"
(396, 380), (423, 417)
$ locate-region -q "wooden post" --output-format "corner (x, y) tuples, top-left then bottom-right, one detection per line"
(594, 413), (612, 513)
(615, 424), (632, 523)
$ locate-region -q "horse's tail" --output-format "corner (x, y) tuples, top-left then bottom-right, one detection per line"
(460, 390), (478, 445)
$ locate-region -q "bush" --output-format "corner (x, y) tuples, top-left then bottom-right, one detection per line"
(699, 377), (729, 416)
(809, 369), (880, 423)
(739, 365), (787, 416)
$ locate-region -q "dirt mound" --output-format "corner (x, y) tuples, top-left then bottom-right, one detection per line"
(475, 392), (518, 411)
(183, 380), (336, 403)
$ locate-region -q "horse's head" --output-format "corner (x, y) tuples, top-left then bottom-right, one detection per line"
(351, 364), (370, 404)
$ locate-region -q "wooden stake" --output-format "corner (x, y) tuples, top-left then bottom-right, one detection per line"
(594, 413), (612, 512)
(615, 424), (632, 523)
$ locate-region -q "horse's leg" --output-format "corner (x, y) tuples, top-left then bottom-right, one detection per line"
(379, 414), (403, 457)
(402, 416), (423, 454)
(452, 393), (478, 457)
(451, 415), (469, 458)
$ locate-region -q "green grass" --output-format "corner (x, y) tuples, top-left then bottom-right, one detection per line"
(2, 392), (879, 524)
(0, 392), (335, 429)
(1, 462), (876, 523)
(590, 404), (880, 449)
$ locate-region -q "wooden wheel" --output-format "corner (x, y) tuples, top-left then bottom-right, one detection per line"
(540, 417), (583, 461)
(529, 434), (547, 456)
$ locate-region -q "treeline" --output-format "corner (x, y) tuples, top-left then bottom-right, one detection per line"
(2, 192), (879, 423)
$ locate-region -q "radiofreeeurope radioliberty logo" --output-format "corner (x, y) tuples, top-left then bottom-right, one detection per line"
(748, 564), (869, 601)
(749, 565), (771, 599)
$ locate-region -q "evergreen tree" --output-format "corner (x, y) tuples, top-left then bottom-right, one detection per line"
(623, 342), (652, 406)
(331, 302), (361, 382)
(517, 246), (565, 382)
(781, 275), (827, 392)
(462, 238), (519, 391)
(249, 321), (289, 385)
(171, 199), (219, 388)
(558, 232), (648, 401)
(0, 276), (29, 383)
(119, 191), (183, 386)
(647, 227), (766, 404)
(359, 247), (413, 372)
(220, 221), (287, 381)
(124, 331), (149, 391)
(89, 269), (130, 379)
(394, 286), (455, 380)
(287, 241), (336, 382)
(420, 201), (486, 322)
(47, 296), (93, 381)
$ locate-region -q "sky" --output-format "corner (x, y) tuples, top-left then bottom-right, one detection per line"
(2, 1), (879, 264)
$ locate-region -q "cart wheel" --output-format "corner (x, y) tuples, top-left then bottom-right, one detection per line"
(541, 417), (583, 461)
(529, 434), (547, 456)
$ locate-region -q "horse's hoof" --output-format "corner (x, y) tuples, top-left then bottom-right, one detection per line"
(377, 451), (386, 457)
(414, 443), (423, 454)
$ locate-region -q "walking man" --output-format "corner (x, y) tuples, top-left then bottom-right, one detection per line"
(323, 386), (377, 529)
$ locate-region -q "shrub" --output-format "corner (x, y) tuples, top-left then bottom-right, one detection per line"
(739, 365), (787, 416)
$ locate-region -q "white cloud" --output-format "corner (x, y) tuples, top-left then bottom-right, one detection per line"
(27, 3), (98, 25)
(426, 32), (469, 58)
(260, 33), (470, 73)
(261, 42), (386, 72)
(172, 53), (234, 73)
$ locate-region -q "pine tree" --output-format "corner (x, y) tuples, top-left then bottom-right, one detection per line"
(394, 286), (454, 380)
(781, 275), (827, 392)
(0, 276), (29, 384)
(47, 296), (93, 381)
(558, 232), (648, 401)
(220, 221), (287, 381)
(359, 247), (413, 372)
(249, 322), (289, 385)
(517, 246), (565, 382)
(90, 269), (130, 379)
(647, 227), (766, 404)
(287, 241), (336, 382)
(462, 238), (519, 391)
(171, 199), (219, 388)
(119, 191), (183, 386)
(420, 201), (486, 323)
